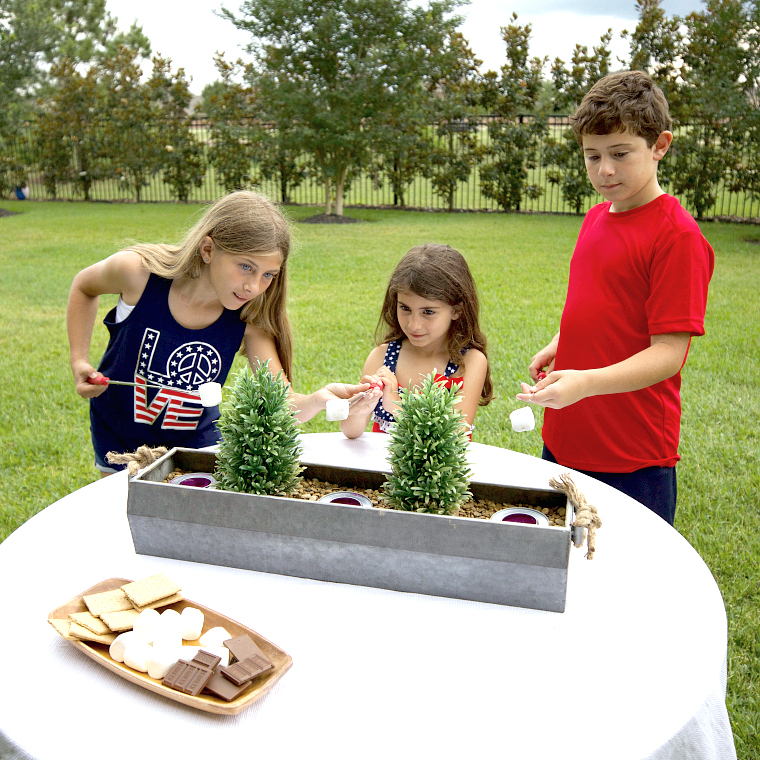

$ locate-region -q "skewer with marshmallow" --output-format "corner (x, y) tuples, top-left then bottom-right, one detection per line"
(88, 377), (223, 408)
(325, 383), (384, 421)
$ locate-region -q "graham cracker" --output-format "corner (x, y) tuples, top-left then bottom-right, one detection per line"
(69, 611), (111, 636)
(132, 591), (183, 611)
(48, 618), (74, 640)
(69, 621), (118, 644)
(83, 588), (133, 616)
(100, 608), (140, 632)
(121, 574), (181, 609)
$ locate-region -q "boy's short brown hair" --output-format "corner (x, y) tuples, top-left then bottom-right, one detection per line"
(570, 70), (672, 147)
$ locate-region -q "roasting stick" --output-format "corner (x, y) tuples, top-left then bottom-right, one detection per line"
(88, 376), (174, 391)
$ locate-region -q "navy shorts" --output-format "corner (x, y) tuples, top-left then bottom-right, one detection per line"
(542, 445), (677, 525)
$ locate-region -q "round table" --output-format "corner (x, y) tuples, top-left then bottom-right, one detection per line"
(0, 433), (736, 760)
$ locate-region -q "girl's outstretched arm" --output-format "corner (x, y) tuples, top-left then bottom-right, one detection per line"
(244, 325), (370, 423)
(67, 250), (149, 399)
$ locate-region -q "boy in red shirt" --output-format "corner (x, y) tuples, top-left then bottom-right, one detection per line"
(518, 71), (714, 525)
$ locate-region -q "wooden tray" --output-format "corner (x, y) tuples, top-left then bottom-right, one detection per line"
(47, 578), (293, 715)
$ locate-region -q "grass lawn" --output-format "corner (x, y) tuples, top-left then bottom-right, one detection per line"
(0, 199), (758, 756)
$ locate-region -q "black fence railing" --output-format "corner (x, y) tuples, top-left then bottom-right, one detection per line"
(4, 116), (760, 220)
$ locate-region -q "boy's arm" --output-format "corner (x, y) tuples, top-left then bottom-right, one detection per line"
(518, 332), (691, 409)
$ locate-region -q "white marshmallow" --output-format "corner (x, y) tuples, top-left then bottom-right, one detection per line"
(132, 608), (161, 644)
(510, 406), (536, 432)
(199, 382), (223, 407)
(152, 629), (182, 651)
(147, 645), (182, 680)
(157, 609), (182, 636)
(198, 626), (231, 649)
(123, 639), (153, 672)
(179, 607), (204, 641)
(179, 645), (200, 661)
(109, 631), (137, 663)
(325, 398), (349, 421)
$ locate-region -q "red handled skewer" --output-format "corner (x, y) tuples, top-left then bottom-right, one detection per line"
(88, 376), (167, 390)
(348, 382), (384, 406)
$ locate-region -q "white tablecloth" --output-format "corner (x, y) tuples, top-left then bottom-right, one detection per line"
(0, 434), (736, 760)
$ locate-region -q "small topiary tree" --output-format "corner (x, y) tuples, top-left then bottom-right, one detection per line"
(214, 363), (303, 496)
(382, 374), (471, 515)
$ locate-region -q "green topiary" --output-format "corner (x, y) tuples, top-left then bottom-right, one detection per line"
(214, 362), (303, 496)
(382, 373), (471, 515)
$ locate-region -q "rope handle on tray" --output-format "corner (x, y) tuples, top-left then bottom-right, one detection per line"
(106, 446), (168, 477)
(549, 473), (602, 560)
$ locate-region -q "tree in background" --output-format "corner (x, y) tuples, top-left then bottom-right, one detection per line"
(622, 0), (683, 103)
(98, 47), (165, 201)
(148, 56), (206, 202)
(258, 130), (306, 205)
(372, 109), (430, 209)
(34, 59), (107, 199)
(223, 0), (463, 216)
(1, 0), (148, 134)
(204, 55), (260, 194)
(543, 31), (613, 213)
(426, 32), (482, 212)
(738, 0), (760, 203)
(671, 0), (752, 219)
(621, 0), (682, 189)
(479, 15), (547, 212)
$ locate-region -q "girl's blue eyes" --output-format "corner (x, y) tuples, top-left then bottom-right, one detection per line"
(240, 263), (275, 279)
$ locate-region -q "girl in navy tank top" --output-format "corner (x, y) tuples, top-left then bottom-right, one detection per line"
(340, 244), (493, 440)
(68, 191), (370, 475)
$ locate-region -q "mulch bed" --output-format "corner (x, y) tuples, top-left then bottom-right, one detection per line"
(164, 471), (568, 527)
(301, 213), (360, 224)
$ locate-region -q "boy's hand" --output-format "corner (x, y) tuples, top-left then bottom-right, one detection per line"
(528, 333), (559, 381)
(516, 370), (591, 409)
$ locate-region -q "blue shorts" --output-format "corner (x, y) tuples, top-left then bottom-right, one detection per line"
(94, 448), (120, 474)
(542, 445), (677, 526)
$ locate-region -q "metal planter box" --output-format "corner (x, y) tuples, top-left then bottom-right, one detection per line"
(127, 448), (574, 612)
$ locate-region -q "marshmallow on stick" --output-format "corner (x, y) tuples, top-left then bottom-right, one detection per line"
(198, 382), (223, 407)
(510, 406), (535, 432)
(325, 398), (349, 421)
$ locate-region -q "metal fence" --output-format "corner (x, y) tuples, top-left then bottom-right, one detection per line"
(5, 116), (760, 220)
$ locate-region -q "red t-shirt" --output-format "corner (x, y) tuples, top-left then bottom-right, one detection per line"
(542, 194), (714, 472)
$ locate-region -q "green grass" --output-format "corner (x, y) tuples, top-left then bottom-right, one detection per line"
(0, 199), (758, 756)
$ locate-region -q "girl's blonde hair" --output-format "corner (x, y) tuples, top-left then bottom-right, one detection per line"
(376, 243), (493, 405)
(128, 191), (294, 379)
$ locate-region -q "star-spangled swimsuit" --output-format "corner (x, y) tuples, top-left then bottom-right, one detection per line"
(371, 339), (465, 433)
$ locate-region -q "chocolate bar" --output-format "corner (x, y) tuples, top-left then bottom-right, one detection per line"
(203, 668), (250, 701)
(223, 634), (272, 667)
(220, 654), (273, 686)
(193, 650), (222, 670)
(162, 653), (217, 696)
